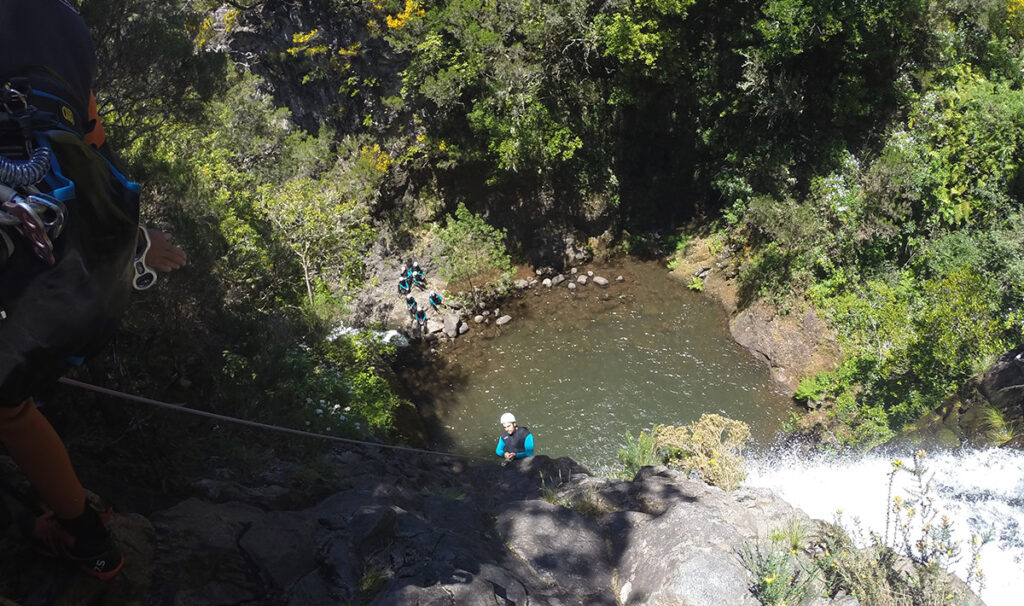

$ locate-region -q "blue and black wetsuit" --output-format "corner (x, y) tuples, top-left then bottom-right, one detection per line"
(428, 292), (442, 311)
(496, 426), (534, 459)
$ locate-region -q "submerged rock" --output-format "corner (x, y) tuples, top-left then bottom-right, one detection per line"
(496, 315), (512, 326)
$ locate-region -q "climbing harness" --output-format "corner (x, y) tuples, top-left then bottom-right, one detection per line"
(0, 84), (73, 266)
(1, 80), (141, 408)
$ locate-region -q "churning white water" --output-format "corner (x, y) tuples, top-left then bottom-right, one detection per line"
(744, 448), (1024, 606)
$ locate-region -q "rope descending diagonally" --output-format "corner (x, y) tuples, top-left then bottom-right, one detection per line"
(56, 377), (491, 462)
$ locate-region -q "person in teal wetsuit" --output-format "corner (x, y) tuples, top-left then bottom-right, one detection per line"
(495, 412), (533, 462)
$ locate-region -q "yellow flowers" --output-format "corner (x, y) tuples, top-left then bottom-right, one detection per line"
(288, 29), (329, 57)
(361, 144), (393, 173)
(337, 42), (362, 58)
(386, 0), (425, 29)
(763, 573), (776, 584)
(292, 29), (319, 45)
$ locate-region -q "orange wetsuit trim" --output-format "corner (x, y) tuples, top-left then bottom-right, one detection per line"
(0, 398), (86, 519)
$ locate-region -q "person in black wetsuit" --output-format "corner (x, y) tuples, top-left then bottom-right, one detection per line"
(0, 0), (185, 580)
(495, 412), (533, 462)
(428, 291), (443, 312)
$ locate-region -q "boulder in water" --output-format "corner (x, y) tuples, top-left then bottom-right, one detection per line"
(496, 315), (512, 326)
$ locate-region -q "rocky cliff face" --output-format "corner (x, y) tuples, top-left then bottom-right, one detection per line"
(1, 448), (865, 605)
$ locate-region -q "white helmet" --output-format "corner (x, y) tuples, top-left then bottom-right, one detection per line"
(500, 412), (516, 425)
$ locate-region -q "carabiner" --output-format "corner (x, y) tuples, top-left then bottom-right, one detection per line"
(1, 198), (54, 265)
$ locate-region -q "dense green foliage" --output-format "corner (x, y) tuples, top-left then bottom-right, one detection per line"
(75, 0), (1024, 464)
(434, 202), (514, 297)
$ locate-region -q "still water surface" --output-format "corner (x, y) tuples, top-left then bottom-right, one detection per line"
(428, 260), (797, 472)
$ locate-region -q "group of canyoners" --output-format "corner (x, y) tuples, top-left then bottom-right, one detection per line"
(397, 261), (443, 329)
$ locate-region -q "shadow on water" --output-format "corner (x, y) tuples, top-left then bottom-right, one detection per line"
(396, 258), (797, 472)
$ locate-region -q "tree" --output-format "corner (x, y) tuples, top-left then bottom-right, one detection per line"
(257, 178), (376, 308)
(82, 0), (228, 148)
(434, 203), (512, 303)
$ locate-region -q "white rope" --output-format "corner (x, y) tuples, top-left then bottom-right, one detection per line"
(57, 377), (491, 462)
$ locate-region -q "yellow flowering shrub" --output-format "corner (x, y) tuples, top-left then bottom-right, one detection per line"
(386, 0), (425, 29)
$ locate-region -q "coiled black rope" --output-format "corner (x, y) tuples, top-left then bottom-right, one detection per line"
(0, 146), (51, 187)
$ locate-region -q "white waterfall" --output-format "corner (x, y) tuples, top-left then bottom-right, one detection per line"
(744, 448), (1024, 606)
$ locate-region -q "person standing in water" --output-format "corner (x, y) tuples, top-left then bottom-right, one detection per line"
(496, 412), (533, 462)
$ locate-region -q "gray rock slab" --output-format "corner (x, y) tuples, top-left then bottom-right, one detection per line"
(593, 276), (609, 286)
(443, 313), (460, 337)
(496, 315), (512, 326)
(496, 500), (614, 603)
(240, 511), (319, 588)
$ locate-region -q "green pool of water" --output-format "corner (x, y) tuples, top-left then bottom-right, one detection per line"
(418, 259), (797, 473)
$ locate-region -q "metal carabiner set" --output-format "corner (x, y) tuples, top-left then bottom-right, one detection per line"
(1, 84), (71, 266)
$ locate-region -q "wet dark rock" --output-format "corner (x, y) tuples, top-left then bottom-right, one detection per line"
(978, 348), (1024, 418)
